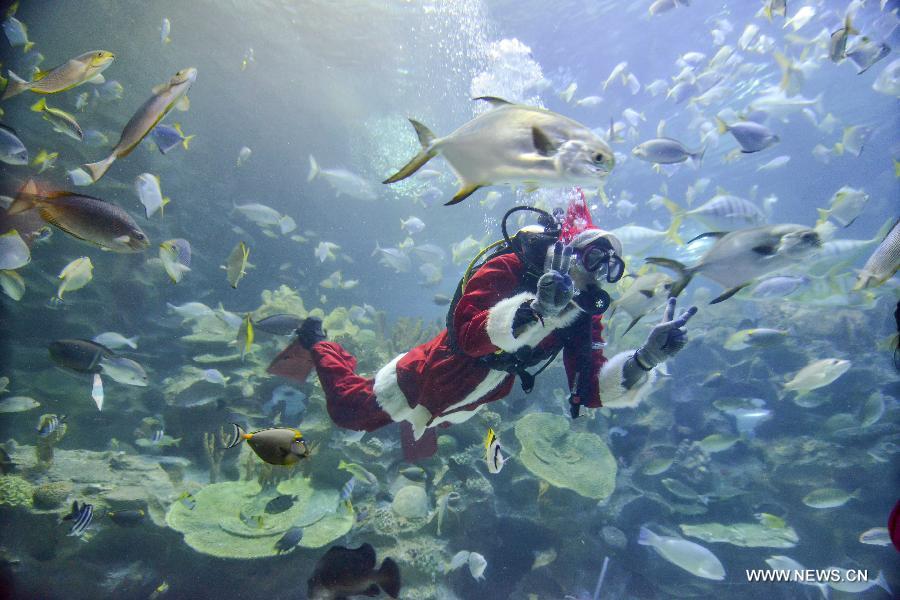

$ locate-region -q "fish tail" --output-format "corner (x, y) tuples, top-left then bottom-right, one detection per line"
(637, 526), (657, 546)
(815, 208), (830, 227)
(6, 178), (41, 215)
(378, 557), (402, 598)
(664, 211), (684, 246)
(383, 119), (438, 184)
(714, 116), (729, 134)
(1, 69), (29, 100)
(181, 134), (194, 150)
(690, 144), (706, 169)
(811, 93), (825, 115)
(307, 155), (320, 182)
(225, 423), (246, 448)
(29, 97), (46, 113)
(23, 40), (34, 53)
(645, 257), (692, 298)
(83, 154), (116, 182)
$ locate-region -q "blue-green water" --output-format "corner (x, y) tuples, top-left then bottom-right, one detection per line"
(0, 1), (898, 598)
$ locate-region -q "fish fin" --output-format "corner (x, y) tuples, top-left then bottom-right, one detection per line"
(175, 95), (190, 111)
(151, 84), (164, 94)
(531, 126), (558, 156)
(29, 97), (47, 112)
(815, 208), (830, 227)
(408, 118), (436, 149)
(181, 134), (194, 150)
(364, 584), (380, 597)
(484, 428), (495, 449)
(83, 155), (115, 182)
(689, 144), (706, 169)
(623, 315), (643, 335)
(383, 148), (438, 184)
(685, 231), (727, 244)
(307, 155), (320, 182)
(88, 73), (105, 85)
(0, 69), (29, 100)
(6, 179), (40, 215)
(710, 283), (751, 304)
(714, 116), (729, 134)
(665, 211), (684, 246)
(472, 95), (513, 108)
(378, 557), (402, 598)
(645, 257), (693, 298)
(225, 423), (246, 448)
(445, 183), (483, 206)
(23, 40), (34, 53)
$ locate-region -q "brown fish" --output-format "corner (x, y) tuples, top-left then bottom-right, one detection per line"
(225, 424), (310, 466)
(7, 181), (149, 252)
(48, 339), (112, 374)
(308, 543), (401, 600)
(83, 67), (196, 182)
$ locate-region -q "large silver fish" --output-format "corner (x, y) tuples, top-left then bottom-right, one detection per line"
(854, 219), (899, 290)
(83, 67), (196, 182)
(383, 97), (614, 205)
(647, 224), (821, 303)
(1, 50), (115, 100)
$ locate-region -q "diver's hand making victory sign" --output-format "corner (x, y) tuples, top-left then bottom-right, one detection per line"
(531, 241), (575, 318)
(634, 297), (698, 370)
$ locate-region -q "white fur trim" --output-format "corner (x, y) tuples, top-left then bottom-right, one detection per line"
(373, 353), (432, 440)
(429, 368), (508, 428)
(485, 292), (582, 353)
(598, 350), (657, 408)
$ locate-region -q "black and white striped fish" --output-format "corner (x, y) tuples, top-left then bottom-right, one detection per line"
(63, 500), (93, 536)
(340, 476), (356, 510)
(37, 414), (66, 437)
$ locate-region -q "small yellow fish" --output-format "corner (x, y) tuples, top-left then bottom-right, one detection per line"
(31, 149), (59, 173)
(57, 257), (93, 299)
(31, 98), (83, 141)
(237, 313), (254, 360)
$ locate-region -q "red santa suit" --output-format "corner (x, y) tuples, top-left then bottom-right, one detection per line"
(299, 250), (656, 460)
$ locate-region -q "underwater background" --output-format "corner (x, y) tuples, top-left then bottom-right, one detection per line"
(0, 0), (898, 598)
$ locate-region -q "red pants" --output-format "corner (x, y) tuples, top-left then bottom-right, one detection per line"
(308, 341), (438, 461)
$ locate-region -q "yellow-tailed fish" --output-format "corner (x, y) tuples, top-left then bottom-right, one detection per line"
(83, 67), (196, 182)
(159, 238), (191, 283)
(2, 50), (114, 100)
(237, 313), (254, 360)
(31, 149), (58, 173)
(57, 257), (93, 299)
(30, 98), (83, 140)
(223, 240), (250, 288)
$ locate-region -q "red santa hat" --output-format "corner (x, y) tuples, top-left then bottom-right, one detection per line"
(559, 188), (622, 256)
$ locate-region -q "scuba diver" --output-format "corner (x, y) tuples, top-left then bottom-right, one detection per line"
(269, 192), (698, 461)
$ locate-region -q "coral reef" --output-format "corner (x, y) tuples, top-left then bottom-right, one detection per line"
(31, 481), (72, 509)
(680, 521), (799, 548)
(165, 476), (352, 558)
(392, 486), (429, 519)
(514, 413), (616, 500)
(0, 475), (33, 508)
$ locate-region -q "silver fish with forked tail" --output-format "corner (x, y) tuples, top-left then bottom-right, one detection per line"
(384, 96), (614, 205)
(647, 224), (821, 304)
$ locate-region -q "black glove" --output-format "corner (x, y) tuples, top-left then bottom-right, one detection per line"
(634, 298), (697, 370)
(530, 241), (574, 319)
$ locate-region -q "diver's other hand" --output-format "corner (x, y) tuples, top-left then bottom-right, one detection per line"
(634, 297), (697, 370)
(531, 241), (575, 318)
